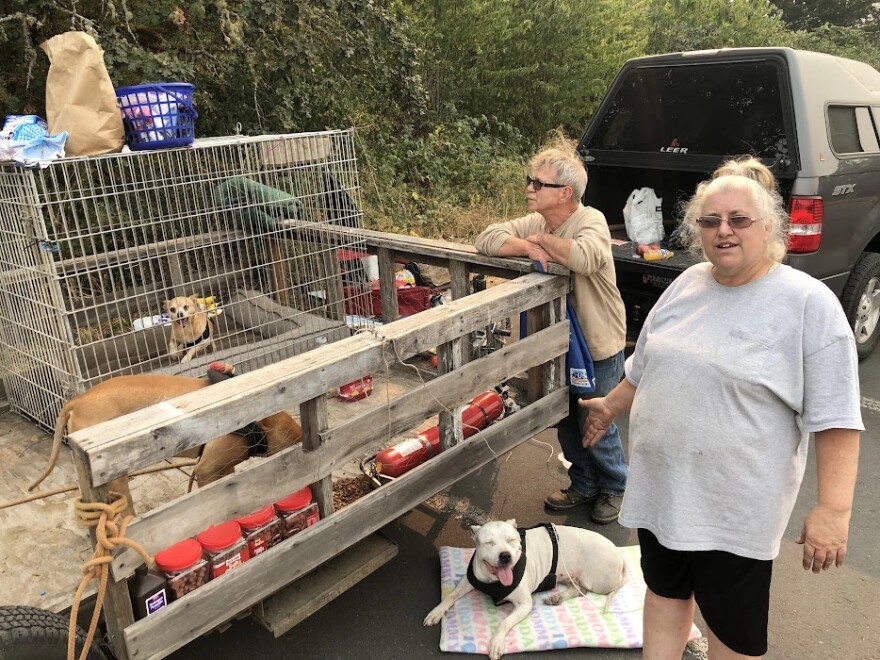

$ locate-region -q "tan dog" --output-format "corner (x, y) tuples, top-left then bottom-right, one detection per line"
(28, 372), (302, 515)
(164, 295), (214, 363)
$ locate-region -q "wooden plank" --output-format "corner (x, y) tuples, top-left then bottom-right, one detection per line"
(73, 459), (134, 660)
(57, 230), (244, 276)
(300, 395), (334, 517)
(320, 245), (346, 322)
(108, 325), (567, 580)
(70, 273), (569, 486)
(120, 388), (568, 660)
(278, 220), (569, 277)
(437, 336), (466, 450)
(437, 258), (471, 448)
(376, 246), (398, 323)
(252, 533), (397, 638)
(448, 259), (470, 301)
(322, 323), (566, 447)
(527, 306), (547, 402)
(545, 296), (567, 397)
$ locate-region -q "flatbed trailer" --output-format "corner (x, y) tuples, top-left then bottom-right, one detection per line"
(12, 229), (572, 660)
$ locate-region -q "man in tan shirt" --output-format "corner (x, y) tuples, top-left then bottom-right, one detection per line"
(475, 147), (628, 523)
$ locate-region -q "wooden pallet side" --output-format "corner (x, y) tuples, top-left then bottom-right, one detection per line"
(120, 388), (567, 660)
(69, 273), (568, 486)
(107, 322), (567, 580)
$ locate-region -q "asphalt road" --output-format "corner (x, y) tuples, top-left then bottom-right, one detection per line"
(171, 349), (880, 660)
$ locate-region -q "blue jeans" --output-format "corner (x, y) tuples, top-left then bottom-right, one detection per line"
(557, 350), (627, 497)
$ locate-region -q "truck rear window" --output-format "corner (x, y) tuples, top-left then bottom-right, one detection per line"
(588, 60), (787, 158)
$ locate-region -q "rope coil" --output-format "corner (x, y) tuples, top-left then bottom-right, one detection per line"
(68, 491), (153, 660)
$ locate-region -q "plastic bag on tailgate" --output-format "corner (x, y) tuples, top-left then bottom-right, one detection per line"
(623, 187), (664, 245)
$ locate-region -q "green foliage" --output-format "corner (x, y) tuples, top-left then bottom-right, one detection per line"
(411, 0), (650, 142)
(359, 115), (528, 238)
(770, 0), (880, 31)
(0, 0), (429, 136)
(3, 0), (880, 241)
(645, 0), (788, 53)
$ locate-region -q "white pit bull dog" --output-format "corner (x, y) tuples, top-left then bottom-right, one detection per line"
(423, 519), (628, 660)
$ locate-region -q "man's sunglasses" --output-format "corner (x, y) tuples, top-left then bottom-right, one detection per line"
(696, 215), (758, 229)
(526, 175), (567, 191)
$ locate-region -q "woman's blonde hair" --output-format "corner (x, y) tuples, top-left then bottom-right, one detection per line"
(679, 157), (789, 263)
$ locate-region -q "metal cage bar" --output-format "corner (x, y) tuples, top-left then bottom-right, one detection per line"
(0, 130), (371, 430)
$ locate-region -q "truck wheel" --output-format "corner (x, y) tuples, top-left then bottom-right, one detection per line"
(841, 252), (880, 359)
(0, 606), (107, 660)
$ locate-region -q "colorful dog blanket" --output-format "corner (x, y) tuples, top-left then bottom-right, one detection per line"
(437, 544), (701, 654)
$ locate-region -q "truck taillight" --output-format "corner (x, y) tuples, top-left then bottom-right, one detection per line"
(788, 196), (824, 253)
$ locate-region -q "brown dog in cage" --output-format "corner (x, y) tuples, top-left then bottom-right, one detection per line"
(165, 294), (215, 363)
(28, 367), (302, 515)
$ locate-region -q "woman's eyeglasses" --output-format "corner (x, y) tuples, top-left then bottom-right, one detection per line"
(526, 175), (567, 191)
(696, 215), (758, 229)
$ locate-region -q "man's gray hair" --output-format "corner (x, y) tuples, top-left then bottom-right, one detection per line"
(530, 148), (588, 201)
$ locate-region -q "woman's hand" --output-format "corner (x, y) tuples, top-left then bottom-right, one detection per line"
(796, 505), (851, 573)
(799, 428), (859, 573)
(578, 379), (637, 447)
(578, 397), (618, 447)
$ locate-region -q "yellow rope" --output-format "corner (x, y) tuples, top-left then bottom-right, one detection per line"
(68, 492), (153, 660)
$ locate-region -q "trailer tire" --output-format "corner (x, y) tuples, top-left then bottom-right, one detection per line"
(841, 252), (880, 360)
(0, 606), (107, 660)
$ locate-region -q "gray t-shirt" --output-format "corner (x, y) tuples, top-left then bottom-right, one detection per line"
(619, 262), (864, 560)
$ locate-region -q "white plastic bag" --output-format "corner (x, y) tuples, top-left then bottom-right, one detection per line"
(623, 187), (664, 245)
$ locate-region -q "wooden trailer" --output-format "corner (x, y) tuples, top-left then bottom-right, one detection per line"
(67, 230), (571, 660)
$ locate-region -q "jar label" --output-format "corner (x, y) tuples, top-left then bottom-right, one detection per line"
(146, 589), (168, 615)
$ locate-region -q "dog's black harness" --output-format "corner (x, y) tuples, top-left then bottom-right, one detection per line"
(205, 369), (268, 456)
(182, 323), (211, 349)
(466, 523), (559, 605)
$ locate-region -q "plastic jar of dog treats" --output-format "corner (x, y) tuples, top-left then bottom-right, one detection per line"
(274, 487), (320, 540)
(236, 505), (282, 558)
(154, 538), (210, 602)
(196, 521), (250, 578)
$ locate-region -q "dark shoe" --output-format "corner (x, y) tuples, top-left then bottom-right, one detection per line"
(544, 488), (599, 511)
(590, 493), (623, 524)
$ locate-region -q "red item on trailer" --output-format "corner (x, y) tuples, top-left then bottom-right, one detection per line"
(374, 390), (504, 478)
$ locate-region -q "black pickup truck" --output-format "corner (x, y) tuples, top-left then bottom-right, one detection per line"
(577, 47), (880, 358)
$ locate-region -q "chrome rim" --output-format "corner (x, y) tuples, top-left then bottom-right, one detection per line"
(854, 276), (880, 345)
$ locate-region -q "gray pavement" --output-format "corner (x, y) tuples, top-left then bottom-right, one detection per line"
(170, 350), (880, 660)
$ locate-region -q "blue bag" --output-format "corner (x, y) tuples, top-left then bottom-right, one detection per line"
(522, 261), (596, 395)
(565, 298), (596, 395)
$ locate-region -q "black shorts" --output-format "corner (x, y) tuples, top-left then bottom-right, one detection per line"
(638, 528), (773, 657)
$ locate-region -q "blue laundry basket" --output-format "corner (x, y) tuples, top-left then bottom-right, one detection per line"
(115, 83), (198, 151)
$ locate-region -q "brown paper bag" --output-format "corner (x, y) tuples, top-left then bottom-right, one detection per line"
(40, 31), (124, 156)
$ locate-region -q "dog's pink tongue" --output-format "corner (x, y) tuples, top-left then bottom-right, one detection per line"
(497, 565), (514, 587)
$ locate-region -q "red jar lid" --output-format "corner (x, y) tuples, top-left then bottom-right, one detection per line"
(236, 505), (276, 530)
(197, 520), (242, 552)
(274, 486), (313, 513)
(154, 538), (203, 573)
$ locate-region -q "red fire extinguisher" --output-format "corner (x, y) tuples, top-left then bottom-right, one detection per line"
(373, 391), (505, 478)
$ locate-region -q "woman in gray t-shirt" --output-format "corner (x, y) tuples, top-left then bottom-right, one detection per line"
(581, 158), (862, 659)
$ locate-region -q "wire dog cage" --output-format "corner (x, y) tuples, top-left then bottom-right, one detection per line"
(0, 129), (374, 430)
